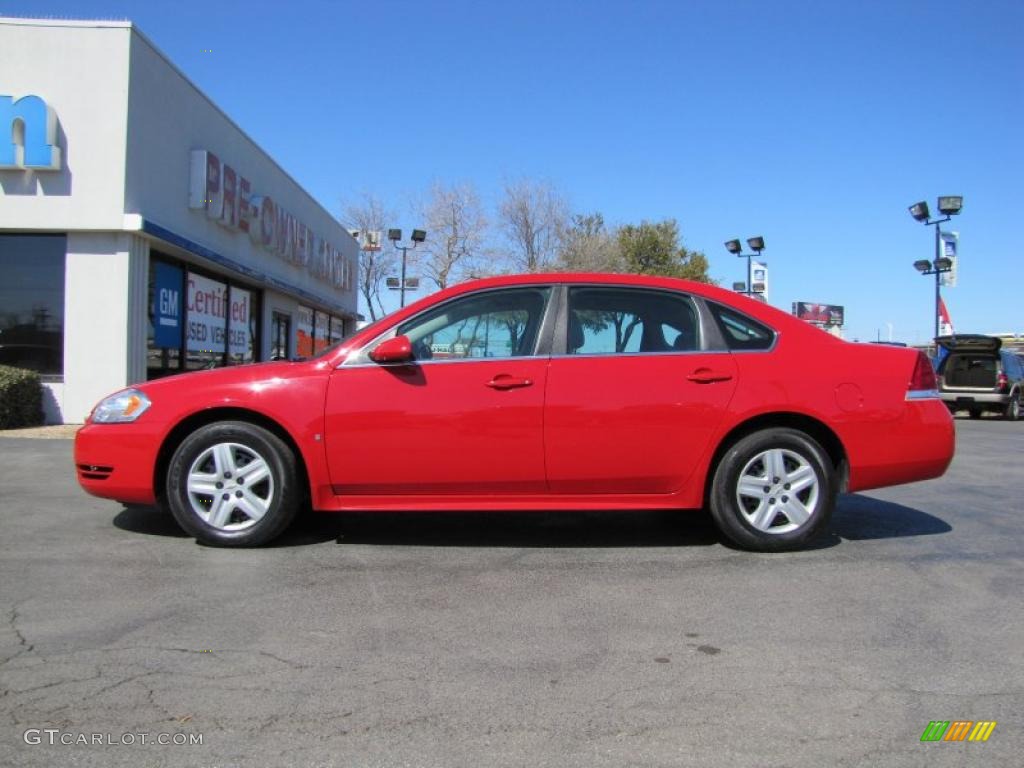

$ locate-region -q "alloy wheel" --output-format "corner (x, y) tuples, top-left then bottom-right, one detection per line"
(185, 442), (274, 531)
(735, 448), (821, 534)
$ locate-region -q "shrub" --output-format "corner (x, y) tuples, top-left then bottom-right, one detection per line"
(0, 365), (44, 429)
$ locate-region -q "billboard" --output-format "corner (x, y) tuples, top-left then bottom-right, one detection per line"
(793, 302), (844, 327)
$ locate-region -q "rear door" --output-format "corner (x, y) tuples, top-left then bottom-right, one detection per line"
(543, 286), (738, 494)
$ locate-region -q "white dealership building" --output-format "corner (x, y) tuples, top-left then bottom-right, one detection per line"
(0, 18), (360, 423)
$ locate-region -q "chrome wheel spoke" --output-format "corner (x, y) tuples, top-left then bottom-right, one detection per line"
(737, 477), (768, 499)
(207, 495), (233, 528)
(240, 458), (270, 486)
(187, 472), (220, 496)
(781, 497), (811, 526)
(751, 502), (777, 531)
(786, 465), (816, 494)
(213, 443), (237, 477)
(236, 491), (269, 522)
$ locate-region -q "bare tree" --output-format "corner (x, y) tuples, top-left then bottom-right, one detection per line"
(499, 179), (568, 272)
(418, 182), (488, 290)
(556, 212), (623, 272)
(341, 192), (396, 321)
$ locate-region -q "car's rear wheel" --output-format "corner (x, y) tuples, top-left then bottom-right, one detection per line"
(709, 428), (836, 552)
(166, 421), (300, 547)
(1005, 393), (1021, 422)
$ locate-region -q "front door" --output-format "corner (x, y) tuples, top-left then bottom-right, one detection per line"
(324, 286), (554, 495)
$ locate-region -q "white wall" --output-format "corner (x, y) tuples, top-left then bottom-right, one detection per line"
(0, 20), (130, 231)
(62, 231), (148, 423)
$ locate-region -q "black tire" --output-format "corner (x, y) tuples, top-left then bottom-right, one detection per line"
(166, 421), (300, 547)
(968, 408), (982, 420)
(1005, 393), (1021, 422)
(709, 428), (836, 552)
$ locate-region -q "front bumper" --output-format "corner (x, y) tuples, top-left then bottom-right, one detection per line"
(74, 423), (161, 505)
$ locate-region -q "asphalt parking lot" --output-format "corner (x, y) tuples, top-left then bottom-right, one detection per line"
(1, 418), (1021, 767)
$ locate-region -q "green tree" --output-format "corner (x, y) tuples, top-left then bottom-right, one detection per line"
(556, 212), (623, 272)
(616, 219), (712, 282)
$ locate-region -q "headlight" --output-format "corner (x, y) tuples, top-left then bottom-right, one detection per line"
(90, 389), (152, 423)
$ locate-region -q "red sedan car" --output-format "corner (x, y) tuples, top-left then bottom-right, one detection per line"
(75, 274), (954, 551)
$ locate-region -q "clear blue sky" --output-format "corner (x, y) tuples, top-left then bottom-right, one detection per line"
(7, 0), (1022, 342)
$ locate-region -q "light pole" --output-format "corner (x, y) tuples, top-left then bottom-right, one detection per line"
(724, 236), (765, 298)
(908, 196), (962, 342)
(387, 228), (426, 308)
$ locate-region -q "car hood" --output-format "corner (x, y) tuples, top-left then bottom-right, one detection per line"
(136, 359), (329, 395)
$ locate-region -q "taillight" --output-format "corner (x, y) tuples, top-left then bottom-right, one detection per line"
(997, 372), (1009, 392)
(909, 351), (937, 392)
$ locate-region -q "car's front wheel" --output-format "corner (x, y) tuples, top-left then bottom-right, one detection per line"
(709, 428), (836, 552)
(166, 421), (300, 547)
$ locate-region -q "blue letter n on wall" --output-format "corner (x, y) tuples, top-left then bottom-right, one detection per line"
(0, 94), (62, 170)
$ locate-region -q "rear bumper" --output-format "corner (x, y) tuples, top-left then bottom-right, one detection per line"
(940, 391), (1009, 408)
(845, 399), (955, 492)
(74, 423), (160, 505)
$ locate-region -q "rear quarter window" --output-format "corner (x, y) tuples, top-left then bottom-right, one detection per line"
(707, 303), (775, 351)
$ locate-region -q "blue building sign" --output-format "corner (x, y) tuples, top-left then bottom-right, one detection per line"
(0, 94), (62, 170)
(153, 261), (183, 348)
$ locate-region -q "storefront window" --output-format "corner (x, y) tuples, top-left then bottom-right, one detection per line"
(296, 305), (314, 357)
(329, 315), (345, 346)
(271, 312), (291, 360)
(185, 271), (227, 370)
(0, 234), (66, 377)
(314, 310), (330, 354)
(227, 286), (259, 365)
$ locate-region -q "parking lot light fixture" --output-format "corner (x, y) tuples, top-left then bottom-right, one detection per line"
(908, 196), (962, 344)
(388, 228), (427, 308)
(724, 236), (766, 298)
(909, 201), (930, 222)
(937, 196), (963, 216)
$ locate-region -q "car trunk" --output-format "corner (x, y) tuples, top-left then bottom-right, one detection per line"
(942, 353), (998, 389)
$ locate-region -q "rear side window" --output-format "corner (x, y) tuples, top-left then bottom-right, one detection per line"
(707, 303), (775, 351)
(566, 287), (699, 355)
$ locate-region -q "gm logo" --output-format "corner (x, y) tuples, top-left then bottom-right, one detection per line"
(0, 94), (62, 171)
(920, 720), (997, 742)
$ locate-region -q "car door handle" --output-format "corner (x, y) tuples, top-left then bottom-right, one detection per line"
(486, 374), (534, 390)
(687, 369), (734, 384)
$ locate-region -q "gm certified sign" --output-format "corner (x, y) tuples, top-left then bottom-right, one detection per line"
(0, 94), (62, 170)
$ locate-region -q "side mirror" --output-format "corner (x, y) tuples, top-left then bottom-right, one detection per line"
(369, 335), (414, 364)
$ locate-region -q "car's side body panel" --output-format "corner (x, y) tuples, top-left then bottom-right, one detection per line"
(74, 273), (955, 518)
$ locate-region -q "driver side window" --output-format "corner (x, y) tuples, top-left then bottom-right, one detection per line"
(396, 287), (552, 361)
